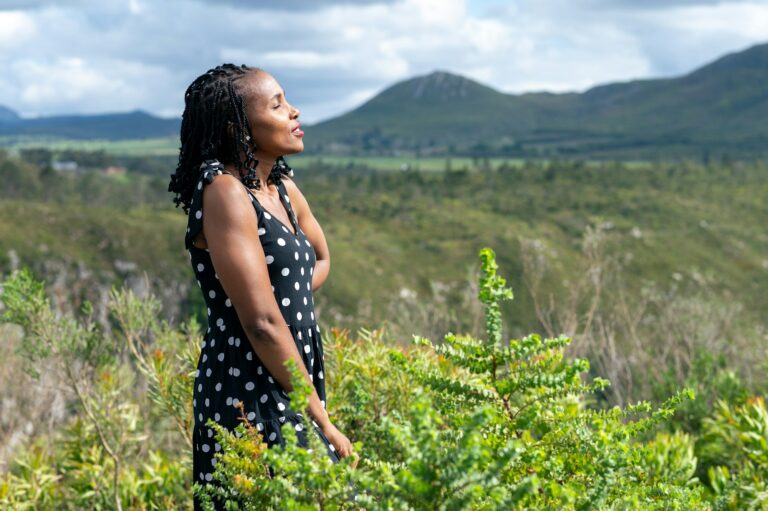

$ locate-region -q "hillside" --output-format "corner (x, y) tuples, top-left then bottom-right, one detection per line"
(1, 42), (767, 158)
(0, 108), (179, 140)
(305, 42), (768, 158)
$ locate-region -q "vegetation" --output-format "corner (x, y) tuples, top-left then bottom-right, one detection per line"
(1, 248), (767, 509)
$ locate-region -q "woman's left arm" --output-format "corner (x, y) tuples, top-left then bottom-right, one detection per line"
(283, 177), (330, 291)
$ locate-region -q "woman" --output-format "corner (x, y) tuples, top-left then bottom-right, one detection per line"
(167, 63), (352, 508)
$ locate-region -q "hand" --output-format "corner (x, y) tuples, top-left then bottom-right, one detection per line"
(320, 421), (353, 458)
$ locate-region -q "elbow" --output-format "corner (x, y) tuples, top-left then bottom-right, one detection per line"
(243, 315), (284, 345)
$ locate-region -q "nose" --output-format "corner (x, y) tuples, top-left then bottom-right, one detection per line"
(290, 104), (300, 119)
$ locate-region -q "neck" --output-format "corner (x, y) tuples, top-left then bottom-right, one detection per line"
(237, 156), (278, 188)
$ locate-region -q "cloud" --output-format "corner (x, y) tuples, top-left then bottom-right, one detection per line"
(0, 0), (766, 122)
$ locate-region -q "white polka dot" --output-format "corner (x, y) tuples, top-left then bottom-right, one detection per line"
(197, 263), (204, 272)
(258, 227), (266, 236)
(226, 396), (233, 405)
(281, 267), (290, 276)
(318, 370), (324, 379)
(245, 381), (255, 391)
(297, 331), (302, 340)
(329, 443), (335, 451)
(265, 255), (274, 264)
(210, 339), (215, 347)
(235, 337), (241, 347)
(300, 267), (305, 276)
(307, 282), (311, 290)
(257, 366), (263, 375)
(305, 239), (311, 246)
(199, 471), (204, 480)
(228, 336), (234, 345)
(277, 238), (286, 246)
(305, 252), (309, 261)
(207, 307), (211, 316)
(218, 353), (224, 362)
(202, 354), (207, 363)
(225, 298), (231, 307)
(311, 312), (314, 320)
(209, 290), (216, 299)
(294, 282), (300, 291)
(277, 402), (286, 411)
(195, 369), (200, 377)
(233, 368), (240, 377)
(198, 412), (203, 422)
(205, 398), (210, 407)
(211, 458), (217, 467)
(303, 296), (308, 305)
(297, 312), (302, 321)
(205, 473), (213, 482)
(304, 344), (310, 354)
(202, 444), (210, 452)
(214, 413), (220, 421)
(195, 210), (202, 219)
(310, 267), (313, 275)
(278, 416), (286, 423)
(206, 368), (212, 377)
(271, 285), (275, 292)
(294, 251), (299, 260)
(256, 423), (264, 431)
(264, 211), (272, 219)
(198, 181), (203, 190)
(214, 273), (219, 280)
(269, 432), (277, 441)
(197, 383), (202, 392)
(215, 382), (222, 391)
(295, 423), (303, 431)
(281, 297), (290, 306)
(233, 398), (240, 407)
(281, 225), (288, 233)
(260, 394), (268, 403)
(247, 412), (256, 421)
(284, 195), (290, 203)
(309, 374), (313, 381)
(246, 351), (253, 361)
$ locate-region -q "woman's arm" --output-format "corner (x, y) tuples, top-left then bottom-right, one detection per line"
(282, 177), (330, 291)
(202, 174), (331, 429)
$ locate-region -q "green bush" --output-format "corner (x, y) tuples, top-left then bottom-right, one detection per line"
(1, 248), (764, 510)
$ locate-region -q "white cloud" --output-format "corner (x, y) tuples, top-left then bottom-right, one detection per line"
(0, 0), (766, 123)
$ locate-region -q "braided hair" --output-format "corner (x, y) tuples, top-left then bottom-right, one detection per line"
(168, 63), (293, 214)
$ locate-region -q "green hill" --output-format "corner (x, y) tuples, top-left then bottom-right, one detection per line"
(305, 42), (768, 158)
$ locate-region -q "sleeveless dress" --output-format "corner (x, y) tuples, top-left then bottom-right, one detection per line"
(184, 160), (340, 508)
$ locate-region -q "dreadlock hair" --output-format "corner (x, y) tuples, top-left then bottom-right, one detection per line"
(168, 63), (292, 214)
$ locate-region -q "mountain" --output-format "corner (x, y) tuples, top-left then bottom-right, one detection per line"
(0, 109), (179, 140)
(1, 42), (766, 158)
(0, 105), (20, 123)
(304, 42), (768, 158)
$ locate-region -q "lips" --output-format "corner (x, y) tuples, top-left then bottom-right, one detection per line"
(291, 123), (304, 137)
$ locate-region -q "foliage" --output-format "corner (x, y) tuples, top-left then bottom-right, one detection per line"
(0, 248), (766, 509)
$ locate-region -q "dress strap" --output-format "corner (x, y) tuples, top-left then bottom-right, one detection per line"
(276, 179), (300, 235)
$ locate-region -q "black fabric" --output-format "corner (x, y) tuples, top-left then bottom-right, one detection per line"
(186, 160), (340, 510)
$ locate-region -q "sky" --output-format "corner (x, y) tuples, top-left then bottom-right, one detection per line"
(0, 0), (767, 124)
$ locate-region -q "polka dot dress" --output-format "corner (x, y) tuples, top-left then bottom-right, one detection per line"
(185, 160), (340, 508)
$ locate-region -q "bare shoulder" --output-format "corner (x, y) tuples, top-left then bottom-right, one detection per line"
(202, 172), (250, 209)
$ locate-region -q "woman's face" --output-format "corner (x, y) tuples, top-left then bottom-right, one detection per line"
(239, 70), (303, 159)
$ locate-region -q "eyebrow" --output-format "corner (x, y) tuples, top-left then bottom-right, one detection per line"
(269, 91), (285, 101)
